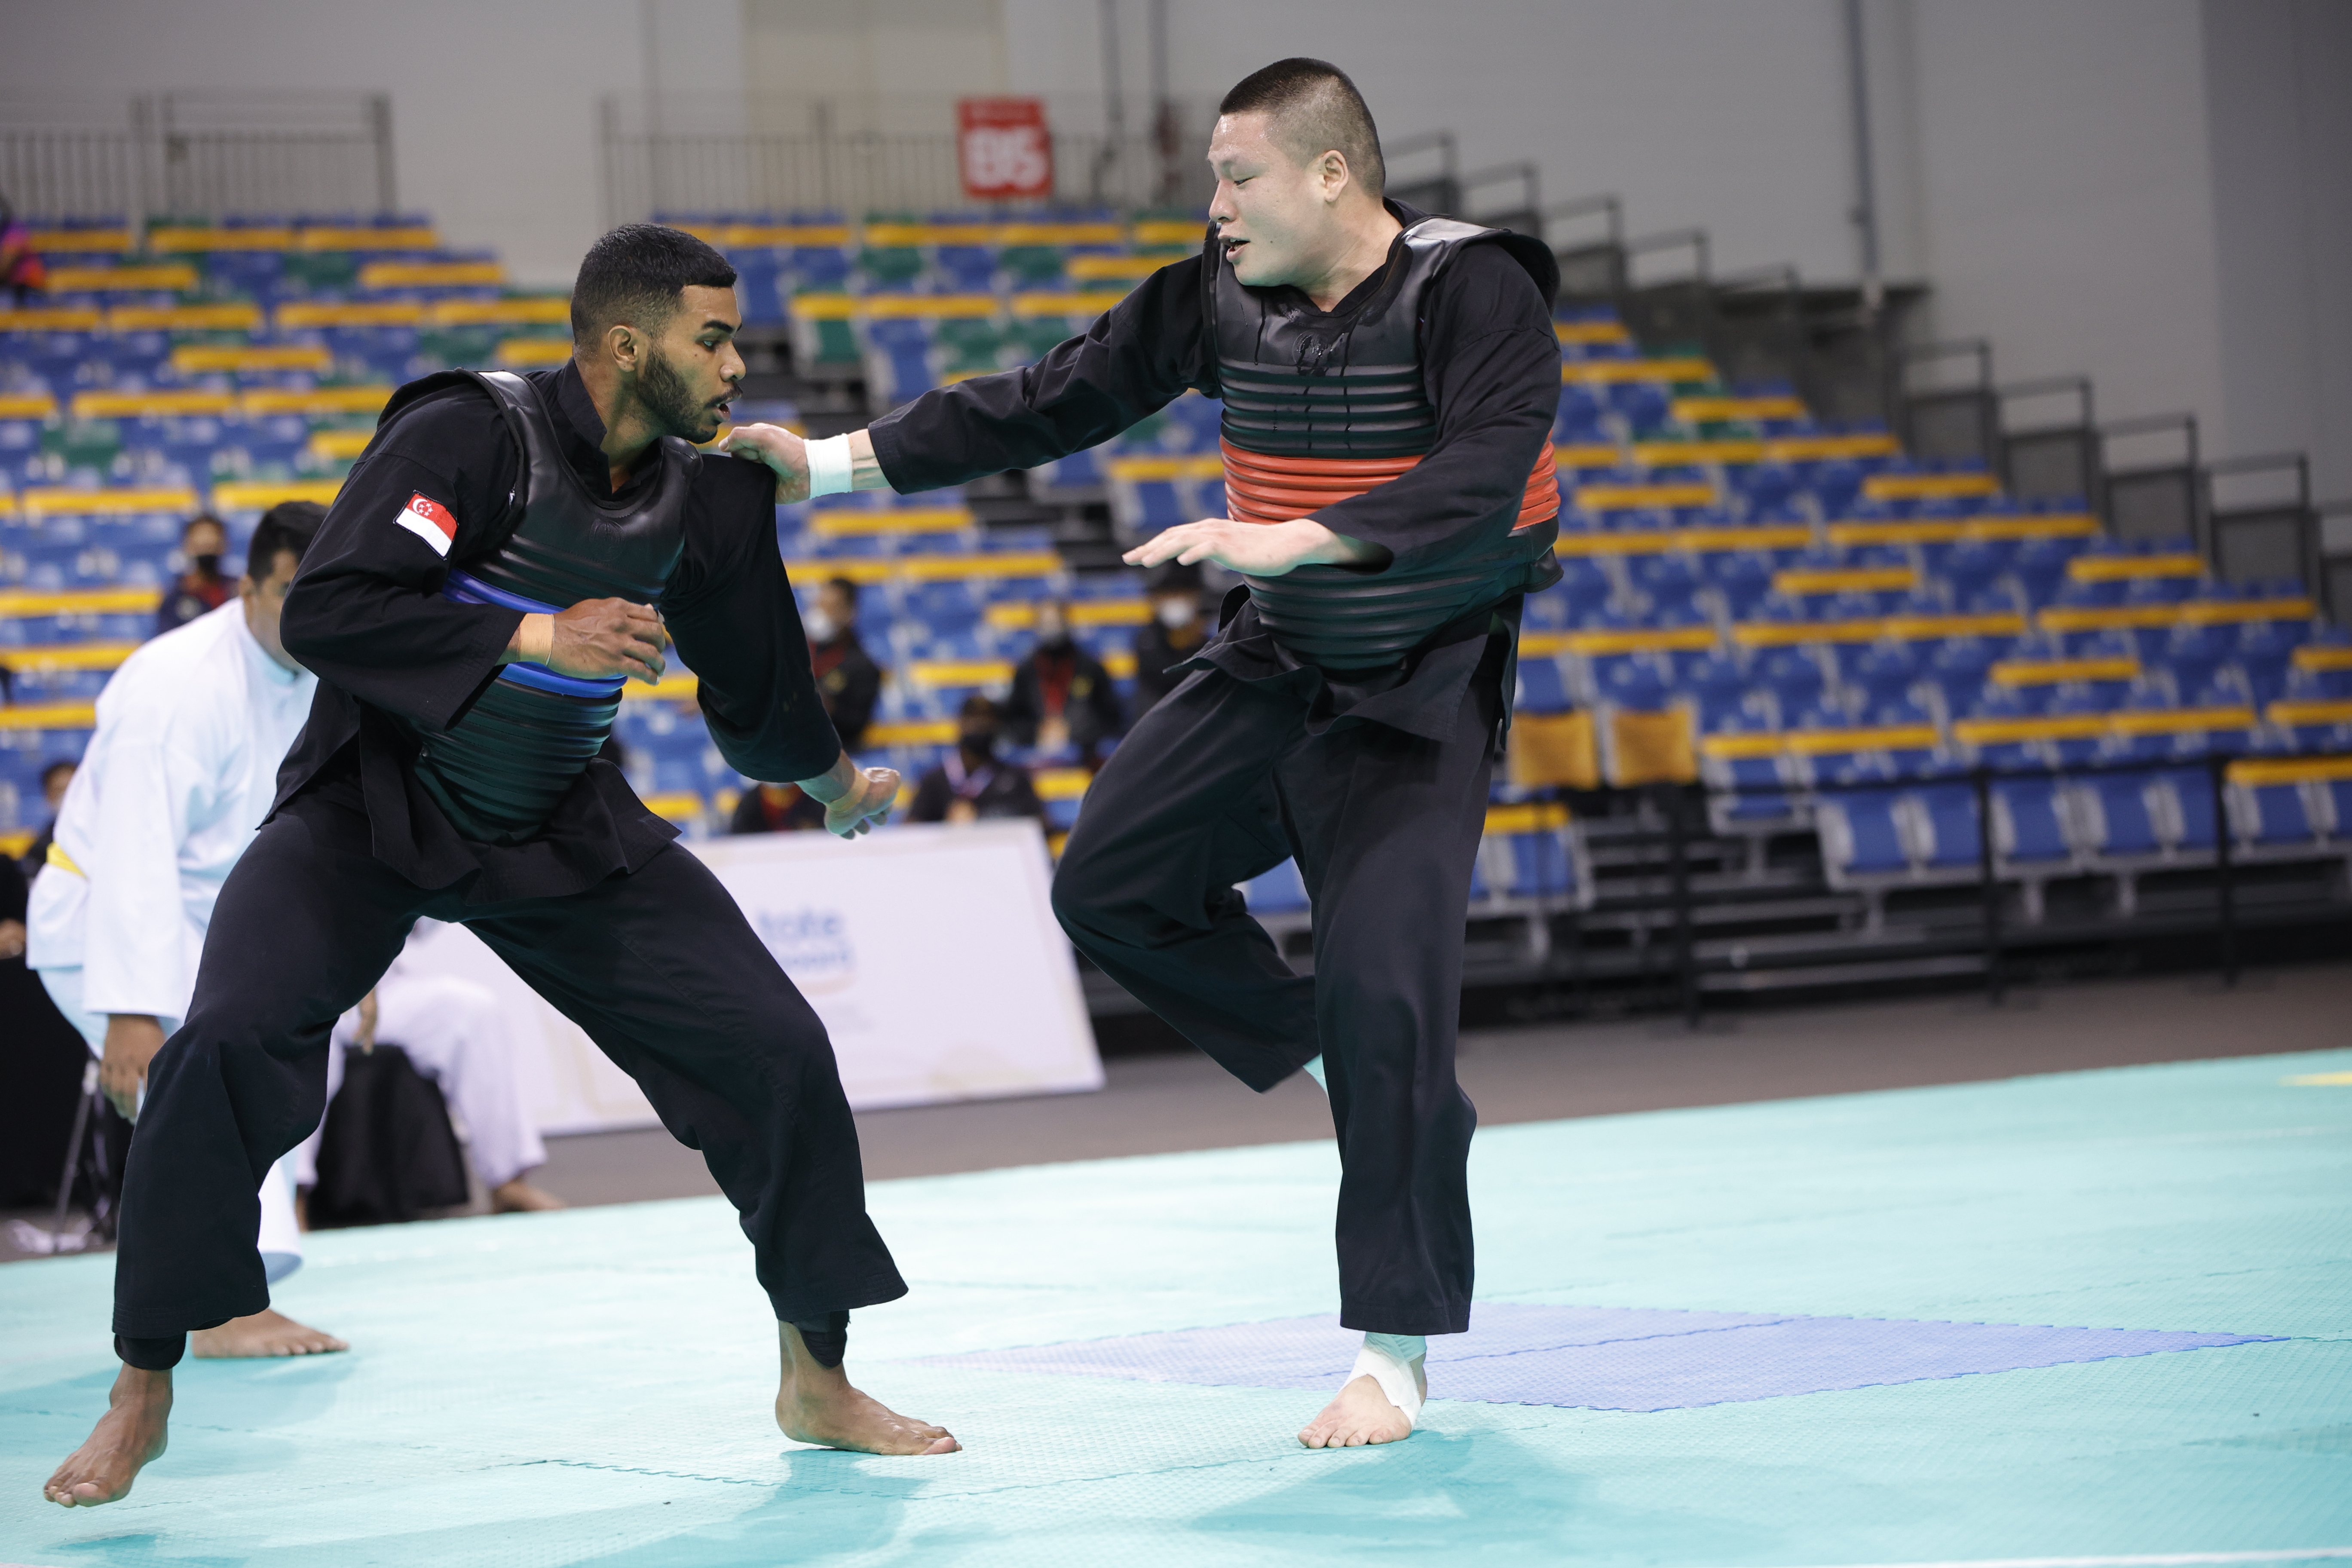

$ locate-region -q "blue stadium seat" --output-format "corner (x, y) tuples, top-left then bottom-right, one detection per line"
(1499, 830), (1575, 899)
(2238, 783), (2314, 848)
(1242, 858), (1309, 915)
(1516, 655), (1573, 715)
(2088, 776), (2162, 857)
(1819, 787), (1908, 876)
(1994, 778), (2070, 865)
(1913, 781), (1981, 868)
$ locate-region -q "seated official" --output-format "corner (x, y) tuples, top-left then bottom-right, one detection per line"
(909, 695), (1044, 826)
(1129, 563), (1211, 721)
(1001, 598), (1124, 762)
(730, 781), (829, 833)
(155, 515), (234, 636)
(806, 576), (882, 750)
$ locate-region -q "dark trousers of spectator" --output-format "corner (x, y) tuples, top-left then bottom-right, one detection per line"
(111, 790), (906, 1354)
(1050, 639), (1504, 1338)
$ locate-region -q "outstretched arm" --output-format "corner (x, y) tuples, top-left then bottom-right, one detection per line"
(729, 254), (1213, 500)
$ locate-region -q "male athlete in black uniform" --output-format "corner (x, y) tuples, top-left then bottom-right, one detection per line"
(730, 60), (1562, 1448)
(46, 225), (956, 1510)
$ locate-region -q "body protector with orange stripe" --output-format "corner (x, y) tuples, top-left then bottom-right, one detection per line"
(1208, 217), (1562, 669)
(377, 369), (696, 844)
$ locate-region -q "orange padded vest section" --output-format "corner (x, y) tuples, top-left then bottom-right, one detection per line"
(1219, 438), (1560, 533)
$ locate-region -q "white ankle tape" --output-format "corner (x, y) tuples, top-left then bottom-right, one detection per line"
(1351, 1332), (1426, 1427)
(805, 434), (854, 497)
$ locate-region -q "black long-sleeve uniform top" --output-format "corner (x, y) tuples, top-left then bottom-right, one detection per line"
(274, 361), (841, 903)
(872, 202), (1560, 579)
(869, 202), (1561, 741)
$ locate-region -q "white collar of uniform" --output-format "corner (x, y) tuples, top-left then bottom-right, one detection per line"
(227, 598), (305, 690)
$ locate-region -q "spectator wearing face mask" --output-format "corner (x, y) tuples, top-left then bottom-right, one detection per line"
(155, 515), (233, 636)
(1002, 597), (1126, 763)
(803, 576), (881, 751)
(909, 694), (1043, 826)
(1130, 563), (1211, 721)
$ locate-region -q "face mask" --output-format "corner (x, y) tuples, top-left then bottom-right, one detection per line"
(191, 553), (222, 576)
(1155, 596), (1197, 628)
(803, 606), (837, 643)
(959, 725), (998, 756)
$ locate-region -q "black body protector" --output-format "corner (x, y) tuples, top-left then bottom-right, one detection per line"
(377, 369), (695, 844)
(1209, 217), (1562, 669)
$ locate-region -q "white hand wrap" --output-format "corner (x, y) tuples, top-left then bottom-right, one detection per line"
(1351, 1332), (1426, 1427)
(805, 433), (855, 497)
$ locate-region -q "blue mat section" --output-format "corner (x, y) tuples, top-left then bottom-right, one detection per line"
(923, 1302), (2275, 1410)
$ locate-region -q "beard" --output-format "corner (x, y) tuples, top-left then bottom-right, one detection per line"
(639, 347), (724, 441)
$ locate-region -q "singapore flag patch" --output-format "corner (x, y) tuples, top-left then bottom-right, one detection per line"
(391, 492), (458, 557)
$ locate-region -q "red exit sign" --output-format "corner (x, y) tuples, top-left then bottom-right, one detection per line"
(958, 98), (1054, 201)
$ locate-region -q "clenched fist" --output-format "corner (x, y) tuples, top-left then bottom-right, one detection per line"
(820, 765), (900, 838)
(799, 750), (901, 839)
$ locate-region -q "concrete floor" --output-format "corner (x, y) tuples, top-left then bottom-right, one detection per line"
(533, 962), (2352, 1200)
(9, 963), (2346, 1253)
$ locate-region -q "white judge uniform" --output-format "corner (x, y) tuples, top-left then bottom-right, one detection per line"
(27, 597), (317, 1283)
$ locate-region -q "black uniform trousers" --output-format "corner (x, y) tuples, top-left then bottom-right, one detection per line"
(1049, 637), (1504, 1338)
(111, 789), (906, 1349)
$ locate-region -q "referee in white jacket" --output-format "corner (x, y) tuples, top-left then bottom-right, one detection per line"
(28, 502), (345, 1358)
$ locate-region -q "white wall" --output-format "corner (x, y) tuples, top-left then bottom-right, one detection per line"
(1005, 0), (1867, 283)
(2202, 0), (2352, 501)
(5, 0), (2343, 487)
(0, 0), (747, 288)
(1904, 0), (2226, 444)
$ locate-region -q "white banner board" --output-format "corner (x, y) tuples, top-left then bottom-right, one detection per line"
(401, 821), (1103, 1134)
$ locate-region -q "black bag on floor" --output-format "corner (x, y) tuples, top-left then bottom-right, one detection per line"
(307, 1044), (471, 1227)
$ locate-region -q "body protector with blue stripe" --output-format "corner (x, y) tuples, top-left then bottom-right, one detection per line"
(381, 369), (695, 844)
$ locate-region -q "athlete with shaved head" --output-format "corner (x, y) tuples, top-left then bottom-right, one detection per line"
(730, 59), (1564, 1449)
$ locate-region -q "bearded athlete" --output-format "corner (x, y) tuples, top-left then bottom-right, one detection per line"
(46, 224), (956, 1510)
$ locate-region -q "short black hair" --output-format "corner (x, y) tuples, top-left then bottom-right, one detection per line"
(247, 500), (323, 580)
(181, 512), (225, 541)
(40, 758), (76, 790)
(571, 224), (738, 345)
(958, 692), (998, 720)
(823, 575), (860, 608)
(1219, 58), (1385, 198)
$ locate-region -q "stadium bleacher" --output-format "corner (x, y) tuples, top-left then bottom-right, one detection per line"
(6, 207), (2346, 956)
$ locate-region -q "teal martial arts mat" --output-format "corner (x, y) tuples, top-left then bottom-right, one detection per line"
(4, 1049), (2349, 1566)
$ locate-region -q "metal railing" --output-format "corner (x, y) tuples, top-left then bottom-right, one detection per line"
(597, 95), (1216, 224)
(0, 94), (396, 221)
(1609, 745), (2349, 1025)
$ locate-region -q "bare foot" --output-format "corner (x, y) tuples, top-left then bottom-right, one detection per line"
(774, 1323), (958, 1456)
(190, 1309), (348, 1358)
(44, 1365), (171, 1507)
(1298, 1360), (1426, 1449)
(489, 1177), (565, 1213)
